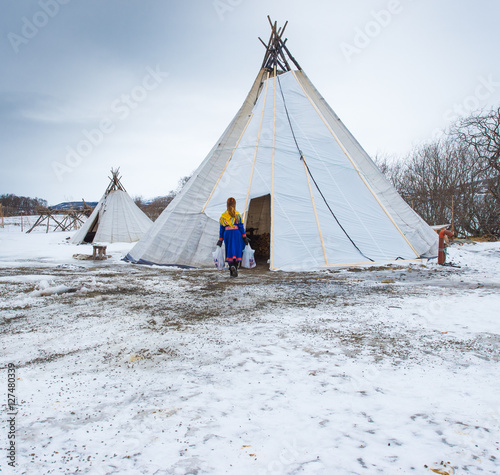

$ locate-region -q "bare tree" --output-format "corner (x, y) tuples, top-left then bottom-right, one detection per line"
(144, 194), (176, 221)
(374, 154), (407, 195)
(137, 173), (193, 221)
(376, 136), (498, 237)
(394, 141), (462, 226)
(175, 175), (191, 193)
(452, 107), (500, 201)
(133, 196), (144, 208)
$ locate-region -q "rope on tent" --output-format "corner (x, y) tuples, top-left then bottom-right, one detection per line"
(276, 74), (374, 263)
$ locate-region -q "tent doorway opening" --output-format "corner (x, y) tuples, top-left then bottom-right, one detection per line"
(83, 216), (99, 243)
(245, 194), (271, 265)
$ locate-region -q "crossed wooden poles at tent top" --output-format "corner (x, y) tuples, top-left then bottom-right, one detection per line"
(259, 16), (302, 73)
(105, 168), (126, 195)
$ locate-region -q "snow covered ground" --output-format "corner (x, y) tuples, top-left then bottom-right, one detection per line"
(0, 229), (499, 474)
(1, 216), (45, 234)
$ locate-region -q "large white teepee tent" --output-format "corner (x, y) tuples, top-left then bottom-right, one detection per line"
(126, 19), (438, 270)
(72, 169), (152, 244)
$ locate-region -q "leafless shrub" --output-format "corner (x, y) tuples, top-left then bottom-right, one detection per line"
(133, 174), (192, 221)
(376, 106), (500, 237)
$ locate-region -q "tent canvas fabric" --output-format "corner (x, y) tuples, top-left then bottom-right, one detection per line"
(72, 176), (152, 245)
(125, 24), (437, 270)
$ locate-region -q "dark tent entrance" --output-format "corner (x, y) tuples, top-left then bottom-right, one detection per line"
(245, 194), (271, 265)
(83, 215), (99, 243)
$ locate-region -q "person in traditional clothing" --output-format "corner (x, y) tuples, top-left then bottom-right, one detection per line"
(217, 197), (250, 277)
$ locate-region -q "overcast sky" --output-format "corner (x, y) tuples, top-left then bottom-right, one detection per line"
(2, 0), (500, 205)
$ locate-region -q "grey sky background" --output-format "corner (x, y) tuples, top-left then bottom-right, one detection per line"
(2, 0), (500, 205)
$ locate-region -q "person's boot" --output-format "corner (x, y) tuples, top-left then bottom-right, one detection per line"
(229, 260), (238, 277)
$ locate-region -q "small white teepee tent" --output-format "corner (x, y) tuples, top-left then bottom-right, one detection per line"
(72, 169), (152, 244)
(125, 19), (438, 270)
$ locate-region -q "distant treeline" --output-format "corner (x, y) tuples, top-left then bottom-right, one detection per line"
(0, 194), (48, 216)
(377, 106), (500, 238)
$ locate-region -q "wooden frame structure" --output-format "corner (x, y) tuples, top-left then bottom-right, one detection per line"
(26, 172), (118, 234)
(26, 209), (87, 234)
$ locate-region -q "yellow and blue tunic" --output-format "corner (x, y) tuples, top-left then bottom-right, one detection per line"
(219, 210), (247, 262)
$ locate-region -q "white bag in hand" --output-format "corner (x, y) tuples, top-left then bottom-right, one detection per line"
(241, 244), (256, 269)
(213, 246), (225, 270)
